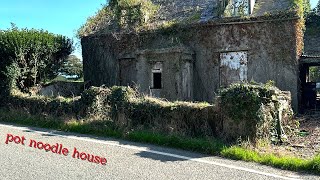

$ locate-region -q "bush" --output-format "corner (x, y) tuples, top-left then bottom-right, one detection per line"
(219, 83), (274, 123)
(218, 82), (295, 143)
(0, 25), (73, 97)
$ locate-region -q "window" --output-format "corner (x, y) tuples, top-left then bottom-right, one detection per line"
(153, 72), (162, 89)
(220, 51), (248, 87)
(151, 62), (162, 89)
(220, 0), (250, 17)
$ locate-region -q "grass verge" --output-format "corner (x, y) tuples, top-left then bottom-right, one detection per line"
(0, 108), (319, 174)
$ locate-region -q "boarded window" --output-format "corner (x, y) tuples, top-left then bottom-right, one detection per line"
(220, 51), (248, 87)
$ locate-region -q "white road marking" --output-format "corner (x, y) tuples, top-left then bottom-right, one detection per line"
(0, 123), (301, 180)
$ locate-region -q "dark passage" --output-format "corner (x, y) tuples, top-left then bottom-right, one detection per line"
(300, 56), (320, 112)
(153, 73), (162, 89)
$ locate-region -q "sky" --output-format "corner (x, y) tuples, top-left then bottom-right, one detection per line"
(0, 0), (107, 58)
(311, 0), (318, 8)
(0, 0), (318, 58)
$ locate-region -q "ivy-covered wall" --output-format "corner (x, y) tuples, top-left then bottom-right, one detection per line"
(5, 84), (295, 142)
(82, 18), (302, 110)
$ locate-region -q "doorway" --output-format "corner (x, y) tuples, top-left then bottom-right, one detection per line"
(300, 56), (320, 111)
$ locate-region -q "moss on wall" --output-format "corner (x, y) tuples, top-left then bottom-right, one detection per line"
(5, 83), (296, 143)
(82, 17), (302, 110)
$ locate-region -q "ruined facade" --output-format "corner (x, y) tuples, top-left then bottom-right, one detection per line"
(81, 0), (303, 110)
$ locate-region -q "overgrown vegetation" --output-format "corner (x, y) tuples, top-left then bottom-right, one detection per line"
(219, 82), (295, 143)
(77, 0), (159, 37)
(4, 83), (295, 143)
(219, 83), (273, 123)
(290, 0), (308, 17)
(309, 66), (320, 82)
(0, 107), (319, 174)
(1, 82), (319, 173)
(78, 0), (308, 38)
(0, 25), (73, 97)
(79, 86), (215, 138)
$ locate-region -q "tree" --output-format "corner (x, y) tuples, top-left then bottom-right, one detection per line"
(305, 3), (320, 30)
(317, 0), (320, 14)
(0, 25), (73, 93)
(309, 66), (320, 82)
(303, 0), (311, 16)
(59, 55), (83, 79)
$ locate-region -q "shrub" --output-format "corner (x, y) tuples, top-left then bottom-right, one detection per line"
(0, 25), (73, 97)
(218, 82), (295, 143)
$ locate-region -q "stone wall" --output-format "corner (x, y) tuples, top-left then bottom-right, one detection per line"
(82, 18), (301, 110)
(38, 82), (84, 97)
(7, 85), (295, 142)
(83, 86), (295, 142)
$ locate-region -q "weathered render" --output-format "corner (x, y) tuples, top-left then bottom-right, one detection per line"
(81, 0), (303, 110)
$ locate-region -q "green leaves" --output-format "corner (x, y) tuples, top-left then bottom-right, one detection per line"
(77, 0), (159, 37)
(219, 83), (273, 123)
(59, 55), (83, 79)
(0, 26), (73, 94)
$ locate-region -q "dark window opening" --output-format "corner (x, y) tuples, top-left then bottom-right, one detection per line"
(153, 72), (162, 89)
(302, 66), (320, 110)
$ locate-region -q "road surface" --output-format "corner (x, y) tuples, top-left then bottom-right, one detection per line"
(0, 123), (318, 180)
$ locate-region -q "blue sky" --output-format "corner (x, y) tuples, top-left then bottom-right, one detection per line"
(311, 0), (318, 8)
(0, 0), (107, 58)
(0, 0), (318, 58)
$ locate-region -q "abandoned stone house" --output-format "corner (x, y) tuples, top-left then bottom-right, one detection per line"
(81, 0), (305, 111)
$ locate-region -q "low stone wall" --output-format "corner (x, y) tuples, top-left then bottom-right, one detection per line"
(38, 81), (84, 97)
(82, 84), (295, 142)
(7, 84), (296, 143)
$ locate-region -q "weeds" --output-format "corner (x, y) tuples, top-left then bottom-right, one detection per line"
(0, 108), (319, 174)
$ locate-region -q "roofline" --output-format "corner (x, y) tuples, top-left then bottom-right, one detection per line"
(82, 16), (301, 39)
(301, 55), (320, 59)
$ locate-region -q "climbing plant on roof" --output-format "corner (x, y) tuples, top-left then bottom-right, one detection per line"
(77, 0), (159, 37)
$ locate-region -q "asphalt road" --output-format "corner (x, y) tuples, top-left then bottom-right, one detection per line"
(0, 123), (319, 180)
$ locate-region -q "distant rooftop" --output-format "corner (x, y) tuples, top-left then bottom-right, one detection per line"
(304, 14), (320, 56)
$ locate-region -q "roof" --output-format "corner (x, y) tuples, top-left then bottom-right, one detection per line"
(300, 55), (320, 65)
(251, 0), (293, 17)
(304, 34), (320, 56)
(304, 14), (320, 56)
(151, 0), (215, 22)
(79, 0), (300, 37)
(151, 0), (297, 23)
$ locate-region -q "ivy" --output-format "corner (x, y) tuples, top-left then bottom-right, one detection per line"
(77, 0), (159, 37)
(219, 83), (273, 123)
